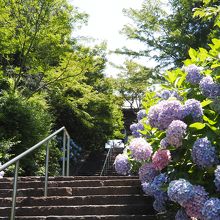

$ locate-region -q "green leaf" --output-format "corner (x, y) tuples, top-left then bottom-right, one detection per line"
(189, 122), (206, 130)
(188, 48), (197, 61)
(166, 70), (176, 83)
(201, 99), (213, 107)
(203, 115), (216, 125)
(211, 63), (220, 68)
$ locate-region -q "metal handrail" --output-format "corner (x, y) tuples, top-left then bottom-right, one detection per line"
(0, 126), (71, 220)
(100, 144), (114, 176)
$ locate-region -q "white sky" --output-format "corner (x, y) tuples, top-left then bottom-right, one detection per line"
(70, 0), (158, 77)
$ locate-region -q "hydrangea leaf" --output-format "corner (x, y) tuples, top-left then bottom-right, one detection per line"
(189, 122), (206, 130)
(201, 99), (213, 107)
(203, 115), (216, 125)
(188, 48), (198, 61)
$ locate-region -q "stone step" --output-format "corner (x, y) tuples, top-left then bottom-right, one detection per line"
(0, 176), (138, 182)
(0, 195), (153, 207)
(0, 215), (156, 220)
(0, 204), (155, 216)
(0, 179), (140, 189)
(0, 186), (141, 197)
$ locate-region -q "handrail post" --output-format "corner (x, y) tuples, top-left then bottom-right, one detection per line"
(62, 131), (66, 176)
(10, 160), (19, 220)
(44, 141), (50, 197)
(66, 134), (70, 176)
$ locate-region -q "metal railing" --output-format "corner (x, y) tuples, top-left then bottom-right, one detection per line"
(0, 126), (70, 220)
(100, 144), (114, 176)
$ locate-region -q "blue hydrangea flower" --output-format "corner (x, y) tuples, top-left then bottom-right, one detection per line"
(148, 100), (184, 130)
(139, 163), (159, 183)
(214, 166), (220, 192)
(199, 76), (220, 98)
(184, 64), (203, 84)
(183, 99), (203, 121)
(167, 179), (194, 206)
(202, 198), (220, 220)
(166, 120), (187, 148)
(192, 137), (218, 168)
(175, 209), (191, 220)
(142, 173), (168, 213)
(142, 173), (168, 197)
(153, 199), (166, 213)
(114, 154), (131, 175)
(137, 109), (147, 121)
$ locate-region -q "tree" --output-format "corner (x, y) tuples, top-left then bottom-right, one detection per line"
(113, 60), (157, 111)
(119, 0), (219, 67)
(0, 0), (124, 174)
(48, 45), (124, 150)
(0, 0), (87, 93)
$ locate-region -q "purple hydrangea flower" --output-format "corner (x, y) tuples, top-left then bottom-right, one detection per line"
(199, 76), (220, 98)
(185, 185), (209, 219)
(114, 154), (131, 175)
(137, 122), (144, 131)
(153, 199), (166, 213)
(202, 198), (220, 220)
(158, 90), (182, 100)
(184, 64), (203, 84)
(214, 166), (220, 191)
(183, 99), (203, 121)
(158, 90), (172, 100)
(160, 138), (169, 149)
(129, 138), (152, 161)
(175, 209), (191, 220)
(137, 109), (147, 121)
(148, 100), (184, 130)
(130, 123), (138, 132)
(131, 130), (141, 138)
(142, 182), (154, 196)
(139, 163), (159, 183)
(148, 104), (160, 128)
(168, 179), (194, 206)
(192, 137), (218, 168)
(166, 120), (187, 148)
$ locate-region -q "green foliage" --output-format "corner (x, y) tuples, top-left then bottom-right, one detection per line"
(0, 91), (53, 175)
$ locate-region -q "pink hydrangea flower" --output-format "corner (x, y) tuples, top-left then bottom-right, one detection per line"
(185, 185), (209, 219)
(152, 149), (171, 170)
(129, 138), (153, 161)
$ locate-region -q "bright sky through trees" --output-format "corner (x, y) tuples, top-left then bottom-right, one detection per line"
(70, 0), (158, 77)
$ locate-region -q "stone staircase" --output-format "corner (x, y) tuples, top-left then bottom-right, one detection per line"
(77, 148), (123, 176)
(0, 176), (155, 219)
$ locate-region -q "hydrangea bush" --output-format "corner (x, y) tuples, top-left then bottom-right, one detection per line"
(114, 21), (220, 219)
